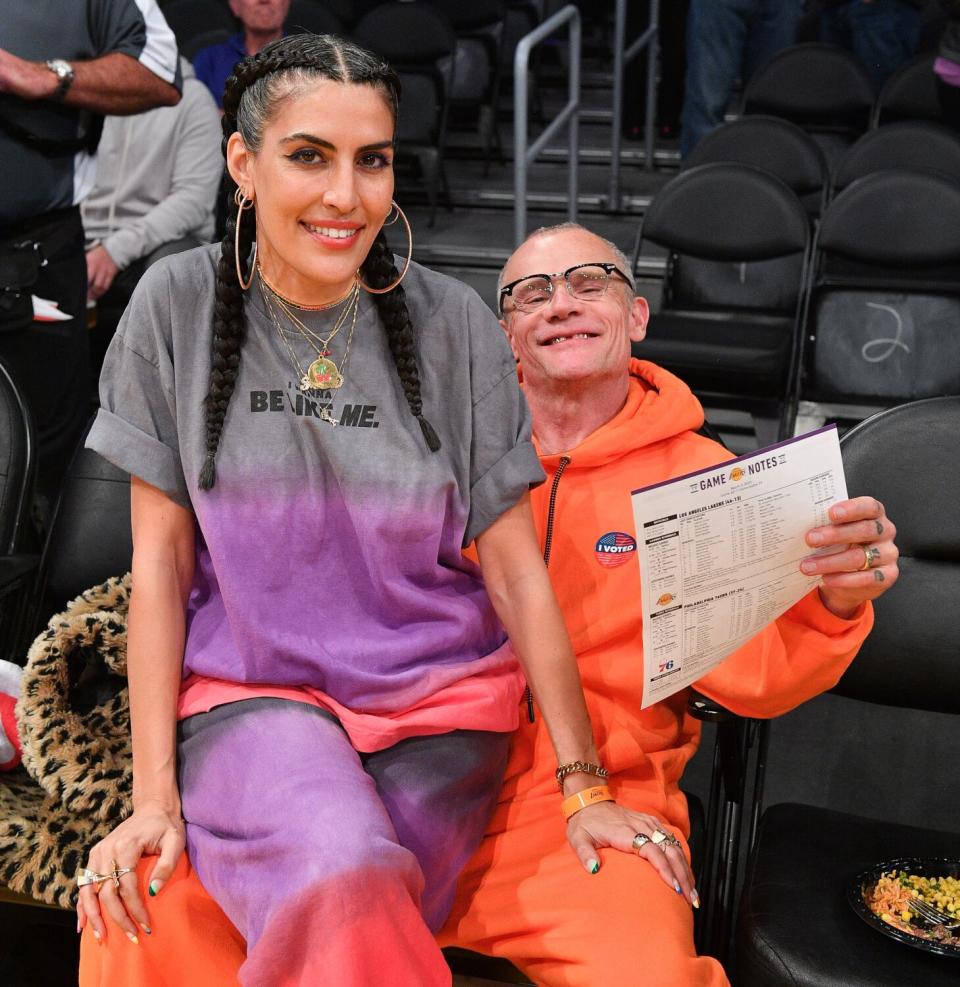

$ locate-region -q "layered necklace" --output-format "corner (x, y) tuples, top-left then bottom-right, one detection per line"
(258, 267), (361, 425)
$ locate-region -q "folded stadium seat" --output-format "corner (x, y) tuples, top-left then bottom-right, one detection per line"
(735, 396), (960, 987)
(429, 0), (507, 172)
(285, 0), (344, 35)
(831, 120), (960, 195)
(740, 43), (876, 171)
(872, 52), (942, 127)
(158, 0), (236, 52)
(0, 359), (38, 666)
(632, 163), (812, 444)
(792, 169), (960, 435)
(353, 2), (457, 225)
(683, 115), (828, 218)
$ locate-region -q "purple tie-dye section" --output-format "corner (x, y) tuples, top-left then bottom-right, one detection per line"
(182, 478), (511, 712)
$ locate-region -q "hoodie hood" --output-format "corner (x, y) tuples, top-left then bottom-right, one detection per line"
(531, 358), (706, 471)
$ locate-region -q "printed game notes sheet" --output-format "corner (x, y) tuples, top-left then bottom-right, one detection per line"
(631, 426), (847, 708)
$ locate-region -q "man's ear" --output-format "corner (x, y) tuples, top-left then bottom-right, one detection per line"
(628, 294), (650, 345)
(226, 132), (254, 193)
(499, 316), (521, 363)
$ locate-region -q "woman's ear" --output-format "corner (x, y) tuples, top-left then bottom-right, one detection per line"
(226, 131), (254, 193)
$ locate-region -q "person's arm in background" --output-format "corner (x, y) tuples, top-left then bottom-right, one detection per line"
(88, 77), (222, 298)
(0, 0), (180, 112)
(77, 478), (195, 944)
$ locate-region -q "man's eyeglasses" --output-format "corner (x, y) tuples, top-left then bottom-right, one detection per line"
(498, 262), (634, 315)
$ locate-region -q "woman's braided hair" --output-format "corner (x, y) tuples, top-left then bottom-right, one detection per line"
(199, 33), (440, 491)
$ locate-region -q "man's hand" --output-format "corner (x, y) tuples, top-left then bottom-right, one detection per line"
(0, 48), (58, 100)
(87, 245), (120, 301)
(801, 497), (899, 619)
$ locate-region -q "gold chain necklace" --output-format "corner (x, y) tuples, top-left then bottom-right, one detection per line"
(266, 280), (359, 369)
(257, 265), (357, 311)
(259, 283), (361, 424)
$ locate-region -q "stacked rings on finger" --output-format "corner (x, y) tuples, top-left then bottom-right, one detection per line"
(76, 863), (132, 892)
(650, 829), (682, 851)
(858, 545), (881, 571)
(76, 867), (107, 889)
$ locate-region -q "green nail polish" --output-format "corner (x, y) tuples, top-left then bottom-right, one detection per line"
(148, 880), (159, 897)
(589, 859), (600, 874)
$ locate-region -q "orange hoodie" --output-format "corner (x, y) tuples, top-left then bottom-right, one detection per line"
(504, 358), (873, 833)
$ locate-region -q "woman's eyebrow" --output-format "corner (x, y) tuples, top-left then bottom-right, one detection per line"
(280, 133), (393, 153)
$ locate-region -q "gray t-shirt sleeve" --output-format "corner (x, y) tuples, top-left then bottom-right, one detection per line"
(85, 262), (191, 509)
(462, 291), (544, 545)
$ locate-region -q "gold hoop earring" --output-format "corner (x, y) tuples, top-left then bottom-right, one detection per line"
(234, 188), (257, 291)
(359, 200), (412, 294)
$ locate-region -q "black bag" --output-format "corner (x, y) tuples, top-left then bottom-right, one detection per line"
(0, 239), (44, 334)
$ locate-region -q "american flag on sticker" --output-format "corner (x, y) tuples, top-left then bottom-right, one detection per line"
(594, 531), (637, 568)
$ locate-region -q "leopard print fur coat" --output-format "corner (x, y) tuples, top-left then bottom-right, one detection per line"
(0, 574), (132, 908)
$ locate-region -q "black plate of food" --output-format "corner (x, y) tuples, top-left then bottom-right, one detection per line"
(849, 858), (960, 958)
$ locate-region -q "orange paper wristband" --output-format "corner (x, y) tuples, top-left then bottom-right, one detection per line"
(561, 785), (614, 820)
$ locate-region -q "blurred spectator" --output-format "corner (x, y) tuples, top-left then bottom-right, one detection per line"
(680, 0), (803, 157)
(0, 0), (180, 509)
(935, 0), (960, 125)
(82, 58), (221, 381)
(820, 0), (922, 88)
(194, 0), (291, 108)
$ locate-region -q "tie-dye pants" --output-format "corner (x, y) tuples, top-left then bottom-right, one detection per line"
(125, 697), (508, 987)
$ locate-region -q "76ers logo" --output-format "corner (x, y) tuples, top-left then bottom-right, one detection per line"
(594, 531), (637, 568)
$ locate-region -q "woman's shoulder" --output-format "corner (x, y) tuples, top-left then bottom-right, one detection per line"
(137, 242), (221, 299)
(401, 259), (496, 325)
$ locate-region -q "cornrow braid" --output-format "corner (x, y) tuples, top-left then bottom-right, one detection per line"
(198, 33), (406, 490)
(362, 233), (441, 452)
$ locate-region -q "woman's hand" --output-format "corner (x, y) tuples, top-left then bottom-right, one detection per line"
(76, 802), (185, 943)
(566, 800), (698, 907)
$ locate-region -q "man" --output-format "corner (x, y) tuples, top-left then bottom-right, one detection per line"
(82, 57), (221, 381)
(0, 0), (181, 503)
(77, 225), (897, 987)
(193, 0), (290, 108)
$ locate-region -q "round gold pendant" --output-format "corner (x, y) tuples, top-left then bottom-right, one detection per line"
(302, 356), (343, 390)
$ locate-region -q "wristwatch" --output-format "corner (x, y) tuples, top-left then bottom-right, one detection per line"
(45, 59), (75, 100)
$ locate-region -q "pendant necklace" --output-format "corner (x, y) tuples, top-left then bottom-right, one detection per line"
(258, 277), (361, 425)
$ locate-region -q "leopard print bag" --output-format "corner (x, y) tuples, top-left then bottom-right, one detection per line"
(0, 574), (133, 908)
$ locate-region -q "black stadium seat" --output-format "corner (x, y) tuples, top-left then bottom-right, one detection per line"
(794, 169), (960, 431)
(741, 43), (875, 168)
(832, 120), (960, 194)
(872, 51), (942, 127)
(633, 163), (812, 441)
(683, 115), (828, 216)
(736, 396), (960, 987)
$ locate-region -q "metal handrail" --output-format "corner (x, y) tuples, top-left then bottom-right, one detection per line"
(513, 5), (581, 245)
(609, 0), (660, 210)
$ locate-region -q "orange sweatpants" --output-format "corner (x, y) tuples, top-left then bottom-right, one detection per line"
(436, 786), (728, 987)
(79, 854), (243, 987)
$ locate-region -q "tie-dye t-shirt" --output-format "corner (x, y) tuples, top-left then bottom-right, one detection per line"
(87, 245), (544, 715)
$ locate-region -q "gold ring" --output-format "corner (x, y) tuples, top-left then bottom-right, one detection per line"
(632, 833), (651, 853)
(858, 545), (881, 571)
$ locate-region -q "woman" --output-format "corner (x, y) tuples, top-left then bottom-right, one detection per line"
(76, 35), (691, 986)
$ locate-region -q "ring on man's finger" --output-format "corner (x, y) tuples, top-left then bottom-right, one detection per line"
(632, 833), (651, 853)
(858, 545), (881, 571)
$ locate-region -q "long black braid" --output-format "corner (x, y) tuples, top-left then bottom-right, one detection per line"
(198, 34), (440, 491)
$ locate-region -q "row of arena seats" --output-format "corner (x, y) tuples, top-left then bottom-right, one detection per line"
(632, 161), (960, 442)
(1, 359), (958, 985)
(737, 43), (953, 167)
